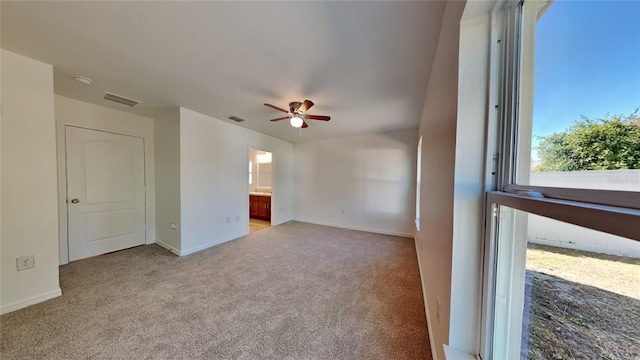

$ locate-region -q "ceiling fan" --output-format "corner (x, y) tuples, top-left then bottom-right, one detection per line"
(264, 100), (330, 128)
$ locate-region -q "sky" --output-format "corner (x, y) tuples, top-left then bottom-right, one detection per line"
(533, 0), (640, 138)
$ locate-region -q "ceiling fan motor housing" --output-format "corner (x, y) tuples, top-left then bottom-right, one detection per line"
(289, 101), (302, 114)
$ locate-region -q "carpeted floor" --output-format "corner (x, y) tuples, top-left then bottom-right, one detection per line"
(0, 221), (430, 360)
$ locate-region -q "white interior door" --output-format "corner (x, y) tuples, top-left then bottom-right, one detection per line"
(66, 126), (146, 261)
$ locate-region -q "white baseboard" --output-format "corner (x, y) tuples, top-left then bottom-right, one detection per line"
(155, 239), (181, 256)
(293, 218), (414, 238)
(1, 288), (62, 315)
(415, 242), (439, 360)
(179, 232), (248, 256)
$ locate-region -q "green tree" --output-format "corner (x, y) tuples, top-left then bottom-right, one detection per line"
(535, 110), (640, 172)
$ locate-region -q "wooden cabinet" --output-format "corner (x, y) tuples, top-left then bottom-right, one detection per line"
(250, 196), (259, 217)
(249, 195), (271, 220)
(259, 197), (270, 218)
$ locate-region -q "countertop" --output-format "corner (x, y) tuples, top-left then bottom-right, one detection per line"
(249, 192), (271, 197)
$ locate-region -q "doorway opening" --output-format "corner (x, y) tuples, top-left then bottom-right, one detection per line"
(249, 148), (273, 233)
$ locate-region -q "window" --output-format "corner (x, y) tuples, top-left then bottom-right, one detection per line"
(491, 204), (638, 359)
(481, 1), (640, 359)
(517, 0), (640, 192)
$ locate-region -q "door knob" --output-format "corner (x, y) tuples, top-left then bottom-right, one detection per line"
(70, 199), (80, 204)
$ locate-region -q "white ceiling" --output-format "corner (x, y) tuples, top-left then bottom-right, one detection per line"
(1, 1), (446, 143)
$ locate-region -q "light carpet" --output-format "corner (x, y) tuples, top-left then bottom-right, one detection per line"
(1, 221), (430, 359)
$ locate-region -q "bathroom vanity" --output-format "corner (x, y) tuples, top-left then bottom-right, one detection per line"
(249, 193), (271, 221)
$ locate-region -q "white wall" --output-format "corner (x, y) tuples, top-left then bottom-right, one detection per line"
(177, 108), (293, 255)
(249, 148), (259, 193)
(414, 1), (467, 359)
(292, 129), (418, 237)
(55, 95), (156, 264)
(528, 214), (640, 258)
(530, 170), (640, 191)
(154, 108), (181, 253)
(1, 50), (61, 314)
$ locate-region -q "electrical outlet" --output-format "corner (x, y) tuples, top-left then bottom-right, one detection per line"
(17, 255), (35, 271)
(436, 297), (442, 324)
(170, 223), (177, 230)
(236, 215), (240, 222)
(226, 217), (231, 223)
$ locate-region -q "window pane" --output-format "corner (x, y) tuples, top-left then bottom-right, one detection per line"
(492, 205), (640, 359)
(517, 1), (640, 191)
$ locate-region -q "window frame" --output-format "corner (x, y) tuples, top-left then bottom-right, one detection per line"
(416, 136), (422, 231)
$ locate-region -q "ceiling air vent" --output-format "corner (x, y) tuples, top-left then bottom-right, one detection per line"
(228, 116), (246, 123)
(103, 92), (140, 107)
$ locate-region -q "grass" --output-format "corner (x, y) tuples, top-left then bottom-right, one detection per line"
(524, 245), (640, 360)
(527, 245), (640, 299)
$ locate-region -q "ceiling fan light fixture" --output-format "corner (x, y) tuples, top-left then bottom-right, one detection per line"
(290, 116), (304, 128)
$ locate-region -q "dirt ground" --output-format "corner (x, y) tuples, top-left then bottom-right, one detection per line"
(524, 245), (640, 360)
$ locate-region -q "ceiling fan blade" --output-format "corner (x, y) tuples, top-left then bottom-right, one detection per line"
(299, 99), (314, 113)
(264, 103), (289, 113)
(302, 121), (309, 128)
(306, 115), (331, 121)
(270, 117), (289, 122)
